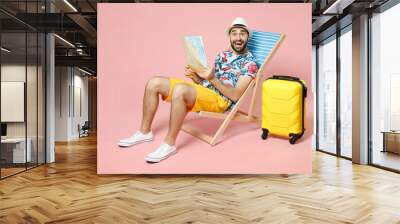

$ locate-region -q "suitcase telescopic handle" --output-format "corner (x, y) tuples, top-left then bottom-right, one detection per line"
(271, 75), (300, 81)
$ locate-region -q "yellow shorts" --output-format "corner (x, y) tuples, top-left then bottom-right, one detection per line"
(162, 78), (231, 113)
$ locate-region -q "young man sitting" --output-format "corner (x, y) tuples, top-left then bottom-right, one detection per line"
(118, 17), (258, 163)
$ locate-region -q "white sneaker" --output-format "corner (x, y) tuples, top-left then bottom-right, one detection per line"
(145, 142), (177, 163)
(118, 131), (154, 147)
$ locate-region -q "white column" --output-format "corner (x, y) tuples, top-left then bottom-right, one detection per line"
(46, 1), (55, 163)
(352, 14), (369, 164)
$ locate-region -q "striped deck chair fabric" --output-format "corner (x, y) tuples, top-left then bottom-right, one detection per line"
(247, 30), (283, 69)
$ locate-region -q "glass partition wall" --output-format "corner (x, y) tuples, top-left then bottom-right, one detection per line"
(339, 26), (352, 159)
(315, 0), (400, 172)
(316, 26), (353, 159)
(0, 2), (46, 179)
(370, 3), (400, 172)
(317, 35), (337, 155)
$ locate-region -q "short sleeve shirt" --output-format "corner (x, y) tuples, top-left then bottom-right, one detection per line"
(202, 50), (258, 111)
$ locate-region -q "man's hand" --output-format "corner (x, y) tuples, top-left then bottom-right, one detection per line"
(190, 65), (215, 81)
(184, 65), (204, 84)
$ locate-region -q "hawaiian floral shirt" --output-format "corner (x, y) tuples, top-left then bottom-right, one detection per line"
(202, 50), (258, 111)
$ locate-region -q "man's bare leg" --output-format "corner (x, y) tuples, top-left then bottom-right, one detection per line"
(139, 76), (170, 134)
(163, 83), (197, 146)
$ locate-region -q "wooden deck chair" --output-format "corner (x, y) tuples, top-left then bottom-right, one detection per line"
(182, 31), (285, 146)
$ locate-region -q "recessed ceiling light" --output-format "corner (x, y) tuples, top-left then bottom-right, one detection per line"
(323, 0), (355, 15)
(78, 67), (93, 76)
(54, 34), (75, 48)
(63, 0), (78, 12)
(1, 47), (11, 53)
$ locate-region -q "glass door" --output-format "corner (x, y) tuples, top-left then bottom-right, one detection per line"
(339, 26), (352, 158)
(1, 30), (28, 178)
(370, 3), (400, 171)
(317, 35), (337, 155)
(0, 1), (47, 179)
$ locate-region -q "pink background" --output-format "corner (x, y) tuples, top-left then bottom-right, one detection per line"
(97, 3), (313, 174)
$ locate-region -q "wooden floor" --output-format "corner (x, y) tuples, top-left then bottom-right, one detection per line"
(373, 150), (400, 171)
(1, 134), (400, 224)
(1, 167), (26, 178)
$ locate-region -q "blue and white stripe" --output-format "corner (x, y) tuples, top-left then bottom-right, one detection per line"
(247, 31), (282, 68)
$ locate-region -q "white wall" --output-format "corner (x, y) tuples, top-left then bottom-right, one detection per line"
(55, 67), (89, 141)
(71, 73), (89, 138)
(55, 66), (70, 141)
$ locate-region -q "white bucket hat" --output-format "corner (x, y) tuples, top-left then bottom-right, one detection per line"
(226, 17), (252, 37)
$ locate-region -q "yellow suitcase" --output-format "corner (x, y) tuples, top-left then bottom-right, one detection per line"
(261, 75), (307, 144)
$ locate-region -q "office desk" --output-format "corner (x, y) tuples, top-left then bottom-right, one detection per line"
(1, 138), (32, 163)
(381, 131), (400, 154)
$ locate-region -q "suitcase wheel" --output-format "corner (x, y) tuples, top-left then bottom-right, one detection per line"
(261, 128), (269, 140)
(289, 133), (300, 144)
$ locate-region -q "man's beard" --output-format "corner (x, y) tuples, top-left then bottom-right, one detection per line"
(230, 39), (248, 54)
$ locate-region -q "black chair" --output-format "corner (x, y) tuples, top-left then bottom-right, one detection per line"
(78, 121), (90, 138)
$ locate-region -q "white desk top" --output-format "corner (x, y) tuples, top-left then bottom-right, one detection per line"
(1, 138), (29, 143)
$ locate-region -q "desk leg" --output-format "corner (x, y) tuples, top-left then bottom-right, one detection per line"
(382, 133), (386, 153)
